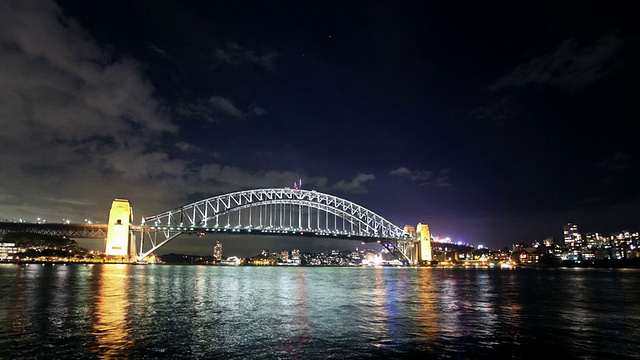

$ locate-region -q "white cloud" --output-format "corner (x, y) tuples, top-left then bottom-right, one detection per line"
(209, 95), (245, 118)
(0, 0), (343, 227)
(390, 167), (451, 187)
(176, 96), (266, 123)
(213, 42), (278, 70)
(0, 0), (188, 222)
(490, 35), (623, 91)
(197, 164), (328, 194)
(250, 104), (266, 116)
(331, 173), (375, 194)
(175, 142), (204, 153)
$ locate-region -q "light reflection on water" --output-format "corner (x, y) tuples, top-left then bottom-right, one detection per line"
(1, 264), (639, 359)
(92, 264), (132, 358)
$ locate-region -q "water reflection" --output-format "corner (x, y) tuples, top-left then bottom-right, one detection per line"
(2, 265), (640, 359)
(91, 264), (132, 358)
(277, 268), (310, 358)
(414, 269), (439, 347)
(364, 267), (389, 349)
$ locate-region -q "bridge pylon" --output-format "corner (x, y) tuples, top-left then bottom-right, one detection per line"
(416, 223), (432, 264)
(104, 199), (136, 262)
(402, 223), (432, 265)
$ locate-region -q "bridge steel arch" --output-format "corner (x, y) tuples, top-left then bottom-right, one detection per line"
(137, 188), (412, 263)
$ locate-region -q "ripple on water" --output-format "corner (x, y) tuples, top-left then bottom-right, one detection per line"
(1, 265), (640, 359)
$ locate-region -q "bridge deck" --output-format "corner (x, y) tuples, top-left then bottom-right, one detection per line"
(0, 222), (108, 239)
(138, 225), (406, 242)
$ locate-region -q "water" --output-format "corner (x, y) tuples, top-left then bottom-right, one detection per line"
(1, 264), (639, 359)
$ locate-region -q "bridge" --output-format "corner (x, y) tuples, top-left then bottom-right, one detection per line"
(1, 188), (433, 265)
(0, 222), (108, 239)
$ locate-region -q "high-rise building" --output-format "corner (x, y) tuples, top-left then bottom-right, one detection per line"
(585, 232), (605, 247)
(563, 223), (581, 248)
(213, 241), (222, 261)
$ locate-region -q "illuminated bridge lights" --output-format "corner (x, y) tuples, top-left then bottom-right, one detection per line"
(134, 188), (412, 264)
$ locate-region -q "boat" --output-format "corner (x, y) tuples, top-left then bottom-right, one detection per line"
(220, 256), (241, 266)
(276, 261), (300, 266)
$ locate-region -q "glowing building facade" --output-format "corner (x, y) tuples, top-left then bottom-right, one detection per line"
(563, 223), (581, 248)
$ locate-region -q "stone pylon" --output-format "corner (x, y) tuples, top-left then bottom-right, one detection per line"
(104, 199), (136, 261)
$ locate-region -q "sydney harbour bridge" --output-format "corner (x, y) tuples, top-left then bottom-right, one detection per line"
(0, 188), (433, 265)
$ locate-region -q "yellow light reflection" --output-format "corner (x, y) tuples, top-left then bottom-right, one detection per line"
(368, 267), (389, 346)
(92, 264), (132, 358)
(415, 268), (439, 344)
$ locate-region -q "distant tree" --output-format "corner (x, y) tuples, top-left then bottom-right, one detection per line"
(537, 253), (561, 266)
(4, 232), (80, 250)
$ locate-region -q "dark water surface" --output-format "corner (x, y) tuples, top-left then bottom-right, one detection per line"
(1, 264), (639, 359)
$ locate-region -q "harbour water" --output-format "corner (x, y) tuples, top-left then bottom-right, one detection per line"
(1, 264), (639, 359)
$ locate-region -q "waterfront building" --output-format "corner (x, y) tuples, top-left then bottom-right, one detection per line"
(0, 242), (24, 261)
(611, 231), (639, 259)
(279, 250), (289, 262)
(291, 249), (300, 262)
(431, 241), (474, 264)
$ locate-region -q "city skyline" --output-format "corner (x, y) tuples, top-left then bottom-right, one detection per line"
(1, 1), (639, 256)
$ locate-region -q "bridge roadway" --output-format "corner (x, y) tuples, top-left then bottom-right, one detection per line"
(0, 222), (108, 239)
(136, 225), (400, 242)
(0, 221), (393, 243)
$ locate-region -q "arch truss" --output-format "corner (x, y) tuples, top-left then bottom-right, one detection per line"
(136, 188), (412, 263)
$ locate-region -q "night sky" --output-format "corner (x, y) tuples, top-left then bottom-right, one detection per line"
(1, 1), (639, 257)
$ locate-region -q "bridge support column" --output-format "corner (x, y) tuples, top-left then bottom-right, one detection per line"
(104, 199), (136, 262)
(416, 222), (432, 264)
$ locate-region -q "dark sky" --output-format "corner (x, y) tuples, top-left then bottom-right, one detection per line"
(1, 0), (639, 257)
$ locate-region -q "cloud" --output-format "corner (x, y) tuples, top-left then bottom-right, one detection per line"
(390, 167), (451, 187)
(149, 44), (171, 59)
(250, 104), (266, 116)
(472, 35), (624, 123)
(176, 96), (266, 122)
(176, 101), (220, 123)
(468, 96), (512, 123)
(209, 95), (245, 118)
(597, 151), (635, 172)
(213, 42), (278, 70)
(197, 164), (328, 193)
(41, 197), (96, 206)
(490, 35), (623, 91)
(0, 0), (372, 230)
(331, 174), (375, 194)
(175, 142), (204, 153)
(0, 0), (193, 221)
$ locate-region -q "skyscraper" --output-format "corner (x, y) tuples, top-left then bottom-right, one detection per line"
(563, 223), (581, 248)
